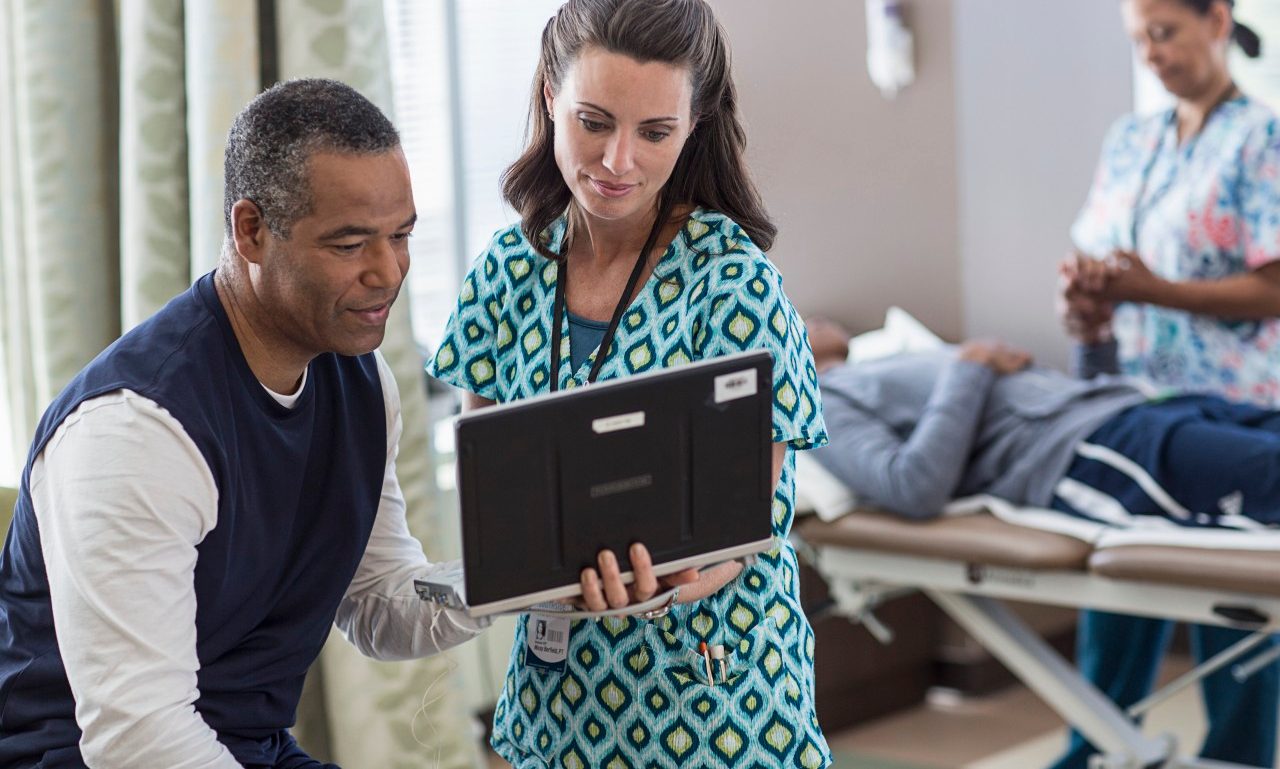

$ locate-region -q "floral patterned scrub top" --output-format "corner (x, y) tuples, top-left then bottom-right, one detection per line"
(427, 208), (831, 768)
(1071, 95), (1280, 406)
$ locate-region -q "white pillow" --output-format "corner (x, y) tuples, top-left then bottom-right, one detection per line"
(794, 452), (858, 521)
(847, 306), (945, 363)
(795, 306), (945, 520)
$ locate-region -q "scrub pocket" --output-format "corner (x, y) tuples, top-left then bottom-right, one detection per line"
(639, 613), (813, 754)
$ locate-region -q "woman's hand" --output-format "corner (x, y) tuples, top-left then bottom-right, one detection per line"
(577, 543), (699, 613)
(1056, 252), (1115, 344)
(1094, 250), (1168, 304)
(1084, 257), (1280, 320)
(1058, 251), (1280, 321)
(578, 444), (787, 613)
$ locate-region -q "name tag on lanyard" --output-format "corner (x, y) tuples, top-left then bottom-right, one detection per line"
(525, 613), (572, 673)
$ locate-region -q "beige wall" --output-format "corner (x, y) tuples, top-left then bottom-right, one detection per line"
(712, 1), (1133, 369)
(954, 1), (1131, 368)
(711, 0), (963, 339)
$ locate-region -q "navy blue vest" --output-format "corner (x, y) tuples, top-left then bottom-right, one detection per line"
(0, 273), (386, 767)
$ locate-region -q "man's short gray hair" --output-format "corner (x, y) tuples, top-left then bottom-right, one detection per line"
(222, 78), (400, 240)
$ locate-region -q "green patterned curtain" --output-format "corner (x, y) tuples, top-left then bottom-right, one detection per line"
(0, 2), (479, 767)
(119, 0), (194, 327)
(0, 0), (119, 476)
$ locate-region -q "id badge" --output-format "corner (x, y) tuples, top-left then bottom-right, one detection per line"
(525, 614), (571, 673)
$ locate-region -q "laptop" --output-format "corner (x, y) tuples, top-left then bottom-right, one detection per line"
(416, 350), (776, 617)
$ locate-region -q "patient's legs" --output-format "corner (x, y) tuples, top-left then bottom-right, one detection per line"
(1062, 395), (1280, 525)
(1195, 624), (1278, 765)
(1047, 611), (1170, 769)
(1158, 397), (1280, 523)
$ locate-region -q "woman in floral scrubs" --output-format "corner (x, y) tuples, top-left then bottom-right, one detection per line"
(1055, 2), (1280, 767)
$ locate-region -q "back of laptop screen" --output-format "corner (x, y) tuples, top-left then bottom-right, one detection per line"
(455, 352), (773, 609)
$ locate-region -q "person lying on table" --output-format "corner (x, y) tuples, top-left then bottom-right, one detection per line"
(807, 318), (1280, 529)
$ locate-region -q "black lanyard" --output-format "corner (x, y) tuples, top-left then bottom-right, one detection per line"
(549, 246), (650, 392)
(549, 197), (679, 393)
(1130, 81), (1238, 250)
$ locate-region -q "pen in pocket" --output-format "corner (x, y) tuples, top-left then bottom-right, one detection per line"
(710, 644), (726, 684)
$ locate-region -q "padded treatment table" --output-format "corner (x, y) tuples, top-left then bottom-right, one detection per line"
(795, 509), (1280, 769)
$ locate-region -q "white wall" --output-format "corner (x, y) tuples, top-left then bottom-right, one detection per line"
(711, 0), (963, 339)
(954, 0), (1132, 367)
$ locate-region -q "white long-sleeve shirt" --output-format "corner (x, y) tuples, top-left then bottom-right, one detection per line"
(29, 352), (485, 769)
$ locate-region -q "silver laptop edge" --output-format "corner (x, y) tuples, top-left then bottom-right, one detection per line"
(464, 536), (776, 617)
(418, 537), (776, 618)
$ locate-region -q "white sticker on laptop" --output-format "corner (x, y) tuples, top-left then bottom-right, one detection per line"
(525, 613), (571, 673)
(714, 368), (758, 403)
(592, 411), (645, 434)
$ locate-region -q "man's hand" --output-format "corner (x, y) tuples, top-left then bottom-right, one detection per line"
(958, 340), (1032, 375)
(578, 543), (699, 612)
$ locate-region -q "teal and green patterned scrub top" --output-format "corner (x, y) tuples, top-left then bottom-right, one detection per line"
(428, 208), (831, 768)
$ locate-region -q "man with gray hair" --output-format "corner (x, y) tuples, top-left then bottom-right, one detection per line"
(0, 78), (603, 769)
(0, 77), (469, 769)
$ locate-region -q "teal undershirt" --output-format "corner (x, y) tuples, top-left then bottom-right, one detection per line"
(566, 311), (609, 372)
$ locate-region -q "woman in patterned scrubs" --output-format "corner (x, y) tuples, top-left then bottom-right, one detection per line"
(1054, 2), (1280, 767)
(427, 1), (830, 767)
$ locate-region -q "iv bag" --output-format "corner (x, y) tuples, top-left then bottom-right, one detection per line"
(866, 0), (915, 99)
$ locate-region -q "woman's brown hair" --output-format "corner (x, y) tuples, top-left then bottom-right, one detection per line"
(501, 0), (777, 258)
